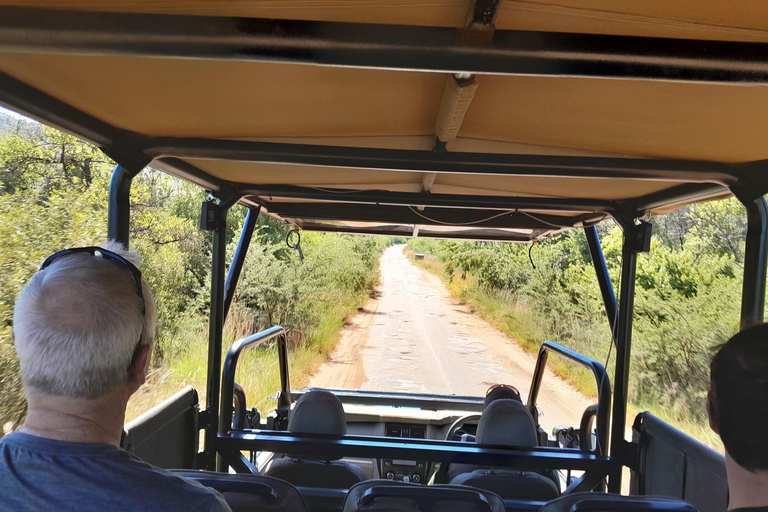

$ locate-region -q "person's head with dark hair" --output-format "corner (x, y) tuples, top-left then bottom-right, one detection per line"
(484, 384), (523, 409)
(708, 323), (768, 510)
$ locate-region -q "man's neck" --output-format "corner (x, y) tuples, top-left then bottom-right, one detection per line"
(726, 454), (768, 510)
(21, 388), (129, 446)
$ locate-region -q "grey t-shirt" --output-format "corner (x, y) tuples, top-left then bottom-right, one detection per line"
(0, 432), (232, 512)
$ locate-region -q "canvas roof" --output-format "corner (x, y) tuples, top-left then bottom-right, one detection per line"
(0, 1), (767, 241)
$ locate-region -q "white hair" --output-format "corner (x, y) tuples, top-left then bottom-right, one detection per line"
(12, 241), (157, 399)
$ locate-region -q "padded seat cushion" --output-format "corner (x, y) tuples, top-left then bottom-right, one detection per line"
(539, 492), (697, 512)
(450, 469), (559, 501)
(289, 390), (347, 435)
(343, 480), (506, 512)
(264, 458), (367, 489)
(476, 399), (538, 447)
(172, 469), (309, 512)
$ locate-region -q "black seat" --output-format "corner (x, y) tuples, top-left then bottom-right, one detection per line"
(263, 390), (367, 489)
(538, 492), (697, 512)
(448, 399), (560, 501)
(172, 469), (309, 512)
(343, 480), (506, 512)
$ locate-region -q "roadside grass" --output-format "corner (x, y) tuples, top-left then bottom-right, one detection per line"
(403, 250), (723, 451)
(126, 289), (371, 422)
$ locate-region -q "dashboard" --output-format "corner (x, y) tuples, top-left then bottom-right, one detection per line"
(380, 423), (428, 483)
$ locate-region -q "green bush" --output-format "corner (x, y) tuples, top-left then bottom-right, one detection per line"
(410, 200), (747, 435)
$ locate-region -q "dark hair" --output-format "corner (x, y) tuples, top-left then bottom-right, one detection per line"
(484, 384), (522, 408)
(710, 323), (768, 472)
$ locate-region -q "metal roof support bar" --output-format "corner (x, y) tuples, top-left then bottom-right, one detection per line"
(739, 197), (768, 329)
(244, 186), (618, 214)
(585, 226), (618, 342)
(204, 201), (230, 471)
(107, 164), (141, 247)
(607, 224), (640, 493)
(3, 6), (768, 83)
(223, 206), (260, 323)
(290, 222), (545, 243)
(144, 140), (738, 184)
(265, 203), (591, 230)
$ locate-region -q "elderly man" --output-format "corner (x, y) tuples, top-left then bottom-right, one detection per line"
(708, 323), (768, 512)
(0, 242), (231, 512)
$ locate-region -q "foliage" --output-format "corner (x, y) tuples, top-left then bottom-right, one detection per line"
(407, 199), (747, 435)
(233, 229), (388, 347)
(0, 123), (388, 430)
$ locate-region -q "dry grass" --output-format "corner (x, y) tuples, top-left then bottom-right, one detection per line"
(126, 289), (369, 423)
(403, 250), (723, 451)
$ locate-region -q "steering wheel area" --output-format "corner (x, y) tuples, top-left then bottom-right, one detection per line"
(445, 414), (482, 441)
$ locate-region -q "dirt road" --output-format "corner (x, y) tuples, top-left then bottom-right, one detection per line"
(310, 245), (592, 431)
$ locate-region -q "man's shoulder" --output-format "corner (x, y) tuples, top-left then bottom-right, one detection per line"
(0, 433), (231, 512)
(90, 452), (232, 511)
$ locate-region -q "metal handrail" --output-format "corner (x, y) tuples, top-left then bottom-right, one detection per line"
(527, 341), (611, 456)
(219, 326), (290, 434)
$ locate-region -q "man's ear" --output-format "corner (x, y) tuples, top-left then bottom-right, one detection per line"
(127, 344), (152, 388)
(707, 390), (720, 434)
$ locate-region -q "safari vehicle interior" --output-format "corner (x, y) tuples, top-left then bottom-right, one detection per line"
(2, 1), (767, 511)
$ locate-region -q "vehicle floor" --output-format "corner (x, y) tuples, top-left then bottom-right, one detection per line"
(310, 245), (591, 432)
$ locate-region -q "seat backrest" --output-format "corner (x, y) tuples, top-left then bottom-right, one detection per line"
(451, 469), (559, 501)
(448, 399), (558, 500)
(343, 480), (506, 512)
(264, 389), (366, 489)
(289, 390), (347, 438)
(172, 469), (310, 512)
(475, 399), (538, 447)
(539, 492), (698, 512)
(264, 458), (367, 489)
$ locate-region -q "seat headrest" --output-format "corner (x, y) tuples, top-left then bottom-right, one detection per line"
(476, 399), (537, 447)
(539, 492), (698, 512)
(289, 390), (347, 435)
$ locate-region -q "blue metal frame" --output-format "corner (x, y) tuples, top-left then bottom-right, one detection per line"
(607, 226), (640, 492)
(217, 430), (616, 473)
(739, 196), (768, 329)
(223, 206), (260, 322)
(220, 326), (290, 436)
(585, 226), (618, 340)
(527, 341), (612, 456)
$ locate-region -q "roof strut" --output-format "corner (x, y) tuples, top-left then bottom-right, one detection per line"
(425, 0), (495, 204)
(3, 5), (768, 83)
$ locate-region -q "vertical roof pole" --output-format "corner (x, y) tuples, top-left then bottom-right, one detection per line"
(108, 164), (142, 247)
(585, 226), (618, 342)
(739, 196), (768, 330)
(202, 202), (229, 471)
(223, 206), (260, 323)
(607, 223), (643, 493)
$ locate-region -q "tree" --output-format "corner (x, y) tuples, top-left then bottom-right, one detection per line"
(0, 126), (110, 195)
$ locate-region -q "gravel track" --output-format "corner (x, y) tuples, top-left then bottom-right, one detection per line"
(310, 245), (592, 431)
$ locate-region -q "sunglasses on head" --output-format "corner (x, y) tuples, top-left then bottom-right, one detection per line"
(41, 246), (145, 316)
(486, 384), (521, 397)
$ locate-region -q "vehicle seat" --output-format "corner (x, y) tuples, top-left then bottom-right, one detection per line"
(538, 492), (697, 512)
(172, 470), (309, 512)
(263, 390), (367, 489)
(343, 480), (506, 512)
(448, 399), (559, 501)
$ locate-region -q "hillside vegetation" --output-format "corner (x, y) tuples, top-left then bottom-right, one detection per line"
(407, 204), (746, 447)
(0, 117), (387, 430)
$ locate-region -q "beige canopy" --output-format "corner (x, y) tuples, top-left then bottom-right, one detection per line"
(1, 1), (767, 240)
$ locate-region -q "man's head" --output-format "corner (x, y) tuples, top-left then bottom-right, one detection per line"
(12, 241), (156, 400)
(484, 384), (523, 408)
(708, 323), (768, 472)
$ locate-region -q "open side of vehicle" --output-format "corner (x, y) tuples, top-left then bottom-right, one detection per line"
(2, 2), (768, 511)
